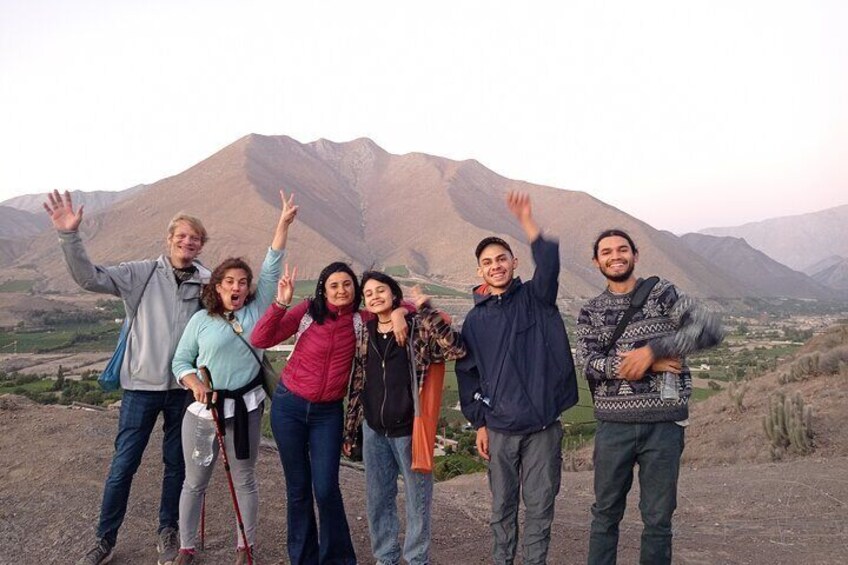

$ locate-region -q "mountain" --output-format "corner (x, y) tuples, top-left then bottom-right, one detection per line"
(0, 206), (48, 266)
(0, 186), (146, 215)
(6, 134), (833, 300)
(0, 206), (47, 238)
(808, 257), (848, 291)
(699, 204), (848, 271)
(11, 134), (757, 298)
(803, 255), (845, 276)
(678, 233), (835, 299)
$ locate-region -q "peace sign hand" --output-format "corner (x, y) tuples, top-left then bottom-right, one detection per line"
(276, 263), (298, 306)
(279, 190), (298, 227)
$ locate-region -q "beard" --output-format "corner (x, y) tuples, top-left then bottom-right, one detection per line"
(600, 261), (635, 283)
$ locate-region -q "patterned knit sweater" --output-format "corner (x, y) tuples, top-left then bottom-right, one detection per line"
(575, 278), (725, 423)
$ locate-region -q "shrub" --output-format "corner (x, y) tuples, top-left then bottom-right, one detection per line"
(818, 345), (848, 375)
(433, 453), (486, 481)
(727, 380), (747, 413)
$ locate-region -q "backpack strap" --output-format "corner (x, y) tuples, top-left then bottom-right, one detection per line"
(602, 276), (660, 355)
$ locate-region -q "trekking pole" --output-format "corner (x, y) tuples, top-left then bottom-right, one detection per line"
(198, 366), (253, 565)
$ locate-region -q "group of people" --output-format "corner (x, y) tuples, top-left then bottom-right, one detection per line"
(43, 186), (722, 565)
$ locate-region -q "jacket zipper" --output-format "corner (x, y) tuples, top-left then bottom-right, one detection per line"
(369, 336), (393, 434)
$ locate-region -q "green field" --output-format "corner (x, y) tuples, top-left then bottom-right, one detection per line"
(0, 322), (120, 353)
(0, 280), (36, 293)
(0, 378), (54, 395)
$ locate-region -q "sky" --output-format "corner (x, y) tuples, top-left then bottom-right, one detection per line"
(1, 0), (846, 234)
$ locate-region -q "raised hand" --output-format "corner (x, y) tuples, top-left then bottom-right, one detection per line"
(506, 191), (532, 223)
(42, 189), (84, 232)
(505, 191), (540, 241)
(409, 285), (431, 310)
(276, 263), (297, 306)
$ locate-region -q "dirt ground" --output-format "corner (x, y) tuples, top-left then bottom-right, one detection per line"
(1, 395), (846, 565)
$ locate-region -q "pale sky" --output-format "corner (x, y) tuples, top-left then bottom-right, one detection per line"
(1, 0), (846, 233)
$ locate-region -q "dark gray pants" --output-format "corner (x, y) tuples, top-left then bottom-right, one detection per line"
(488, 424), (563, 565)
(588, 420), (685, 565)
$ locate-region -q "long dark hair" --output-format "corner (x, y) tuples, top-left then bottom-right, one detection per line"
(308, 262), (362, 324)
(360, 271), (403, 310)
(201, 257), (255, 316)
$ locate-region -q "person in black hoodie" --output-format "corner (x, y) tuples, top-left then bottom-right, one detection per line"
(344, 272), (466, 565)
(457, 191), (578, 565)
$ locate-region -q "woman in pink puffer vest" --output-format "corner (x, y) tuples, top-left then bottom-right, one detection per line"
(251, 261), (407, 565)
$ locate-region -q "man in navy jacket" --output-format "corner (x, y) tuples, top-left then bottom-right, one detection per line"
(457, 191), (578, 565)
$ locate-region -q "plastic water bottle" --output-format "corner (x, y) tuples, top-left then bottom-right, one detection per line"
(661, 372), (680, 402)
(191, 416), (216, 466)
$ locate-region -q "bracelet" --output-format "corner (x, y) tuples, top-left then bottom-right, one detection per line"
(274, 299), (289, 309)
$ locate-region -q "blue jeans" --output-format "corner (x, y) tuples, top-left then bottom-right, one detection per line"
(363, 423), (433, 565)
(97, 388), (188, 546)
(270, 383), (356, 565)
(588, 420), (685, 565)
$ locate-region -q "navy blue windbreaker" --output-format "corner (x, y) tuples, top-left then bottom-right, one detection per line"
(456, 236), (578, 434)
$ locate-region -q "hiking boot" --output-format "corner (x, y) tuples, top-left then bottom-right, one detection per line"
(235, 545), (256, 564)
(77, 538), (113, 565)
(173, 548), (197, 565)
(157, 526), (180, 565)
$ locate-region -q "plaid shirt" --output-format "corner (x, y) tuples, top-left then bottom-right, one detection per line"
(344, 302), (466, 444)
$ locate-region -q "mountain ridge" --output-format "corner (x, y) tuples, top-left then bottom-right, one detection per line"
(2, 134), (836, 300)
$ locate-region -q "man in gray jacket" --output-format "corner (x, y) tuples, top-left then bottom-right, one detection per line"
(43, 190), (210, 565)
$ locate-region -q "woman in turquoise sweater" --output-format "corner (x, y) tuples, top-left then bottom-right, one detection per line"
(170, 191), (297, 564)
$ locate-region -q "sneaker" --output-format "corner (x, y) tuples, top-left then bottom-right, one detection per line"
(77, 538), (113, 565)
(173, 548), (197, 565)
(235, 545), (256, 564)
(157, 526), (180, 565)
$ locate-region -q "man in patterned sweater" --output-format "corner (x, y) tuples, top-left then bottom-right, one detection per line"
(576, 229), (724, 565)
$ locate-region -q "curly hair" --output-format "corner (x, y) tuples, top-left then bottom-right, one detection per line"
(308, 262), (362, 324)
(201, 257), (256, 316)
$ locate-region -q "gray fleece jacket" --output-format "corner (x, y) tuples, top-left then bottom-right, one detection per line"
(58, 230), (210, 391)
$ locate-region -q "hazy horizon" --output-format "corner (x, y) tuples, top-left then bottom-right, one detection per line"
(2, 1), (846, 233)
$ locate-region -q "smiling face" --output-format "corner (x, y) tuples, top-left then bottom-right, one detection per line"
(216, 268), (250, 311)
(593, 235), (638, 284)
(167, 221), (204, 268)
(362, 278), (395, 317)
(477, 243), (518, 294)
(325, 271), (355, 308)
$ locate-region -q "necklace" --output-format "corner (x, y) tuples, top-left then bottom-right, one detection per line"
(225, 311), (243, 335)
(377, 319), (393, 339)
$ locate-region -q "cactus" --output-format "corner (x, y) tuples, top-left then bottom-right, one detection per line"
(727, 380), (748, 412)
(763, 391), (814, 459)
